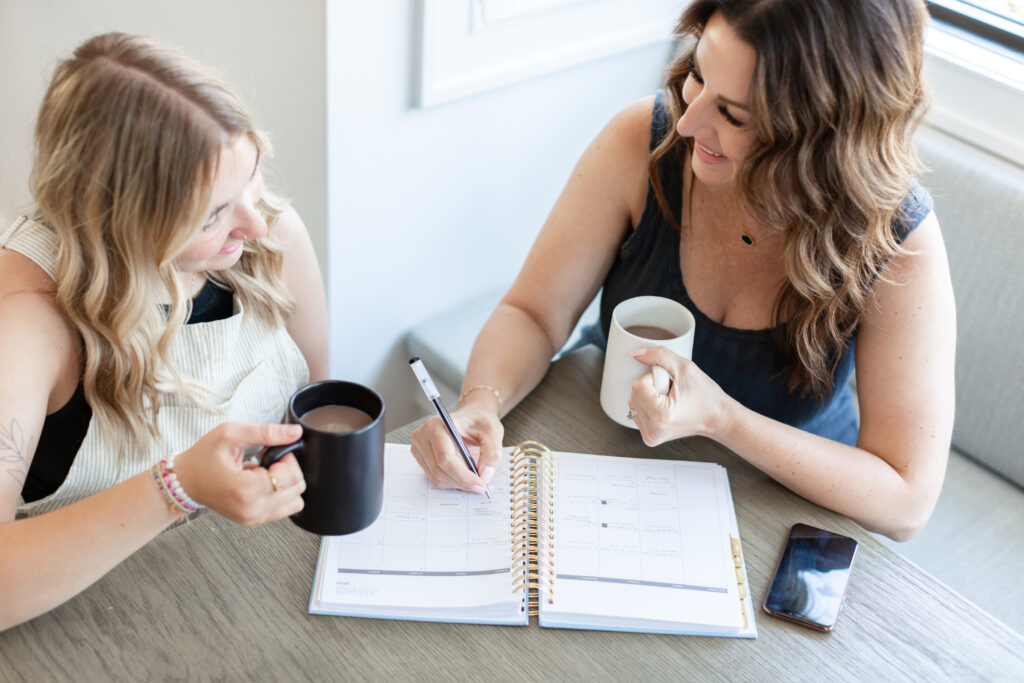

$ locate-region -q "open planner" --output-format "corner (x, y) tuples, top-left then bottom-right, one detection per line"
(309, 442), (756, 637)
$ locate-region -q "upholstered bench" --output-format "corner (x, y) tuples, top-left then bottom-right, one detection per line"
(403, 124), (1024, 634)
(405, 290), (600, 403)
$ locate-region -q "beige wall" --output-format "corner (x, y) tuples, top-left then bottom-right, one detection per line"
(0, 0), (327, 274)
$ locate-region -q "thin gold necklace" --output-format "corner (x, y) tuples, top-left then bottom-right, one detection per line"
(687, 167), (764, 246)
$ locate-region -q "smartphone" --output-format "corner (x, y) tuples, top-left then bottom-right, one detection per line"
(762, 523), (859, 631)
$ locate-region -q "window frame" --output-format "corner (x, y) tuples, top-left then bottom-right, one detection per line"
(926, 0), (1024, 55)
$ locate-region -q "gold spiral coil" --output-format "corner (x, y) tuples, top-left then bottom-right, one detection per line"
(508, 441), (556, 615)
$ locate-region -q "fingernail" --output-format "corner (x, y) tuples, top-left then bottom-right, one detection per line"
(630, 349), (645, 358)
(481, 466), (495, 483)
(470, 485), (486, 495)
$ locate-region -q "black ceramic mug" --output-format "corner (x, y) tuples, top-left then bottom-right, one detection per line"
(261, 380), (385, 535)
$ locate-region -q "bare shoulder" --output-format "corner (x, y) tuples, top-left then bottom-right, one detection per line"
(0, 248), (56, 297)
(595, 96), (657, 170)
(0, 249), (75, 348)
(268, 204), (310, 248)
(871, 211), (951, 306)
(578, 96), (658, 224)
(268, 204), (320, 282)
(0, 251), (75, 401)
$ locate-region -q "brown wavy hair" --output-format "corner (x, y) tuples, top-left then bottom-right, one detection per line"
(650, 0), (930, 397)
(31, 32), (294, 449)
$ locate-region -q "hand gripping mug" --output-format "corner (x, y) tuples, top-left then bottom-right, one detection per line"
(599, 296), (696, 428)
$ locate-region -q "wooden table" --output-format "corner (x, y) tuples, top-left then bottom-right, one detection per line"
(3, 346), (1022, 681)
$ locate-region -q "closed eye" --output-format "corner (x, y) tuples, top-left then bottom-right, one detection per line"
(203, 205), (227, 231)
(687, 58), (704, 85)
(718, 104), (745, 128)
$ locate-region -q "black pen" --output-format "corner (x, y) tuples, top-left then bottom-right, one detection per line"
(409, 356), (491, 501)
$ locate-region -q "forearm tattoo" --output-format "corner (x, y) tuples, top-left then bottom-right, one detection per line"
(1, 420), (32, 487)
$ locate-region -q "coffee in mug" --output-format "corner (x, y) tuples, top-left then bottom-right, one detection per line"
(623, 324), (676, 341)
(300, 404), (374, 433)
(262, 380), (385, 535)
(600, 296), (696, 429)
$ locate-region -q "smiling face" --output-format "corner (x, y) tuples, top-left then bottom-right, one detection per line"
(676, 10), (758, 187)
(174, 134), (266, 274)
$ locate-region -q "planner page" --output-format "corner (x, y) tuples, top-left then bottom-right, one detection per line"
(310, 443), (525, 624)
(541, 452), (744, 633)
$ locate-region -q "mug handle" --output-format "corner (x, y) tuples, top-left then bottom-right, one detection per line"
(261, 440), (304, 468)
(652, 365), (672, 395)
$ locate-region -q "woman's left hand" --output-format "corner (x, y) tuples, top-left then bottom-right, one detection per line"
(627, 346), (734, 446)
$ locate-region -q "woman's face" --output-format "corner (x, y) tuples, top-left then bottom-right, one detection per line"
(677, 10), (758, 187)
(175, 135), (266, 273)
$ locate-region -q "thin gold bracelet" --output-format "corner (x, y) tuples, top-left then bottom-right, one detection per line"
(459, 384), (503, 412)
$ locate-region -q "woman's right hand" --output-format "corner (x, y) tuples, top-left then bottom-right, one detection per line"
(173, 422), (306, 527)
(410, 402), (503, 493)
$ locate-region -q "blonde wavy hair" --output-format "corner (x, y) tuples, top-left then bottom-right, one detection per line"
(31, 32), (294, 448)
(651, 0), (930, 397)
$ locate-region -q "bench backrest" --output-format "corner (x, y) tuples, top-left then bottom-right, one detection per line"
(915, 125), (1024, 488)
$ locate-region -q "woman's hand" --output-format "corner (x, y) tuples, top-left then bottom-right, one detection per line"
(173, 422), (306, 527)
(410, 401), (503, 493)
(627, 347), (734, 446)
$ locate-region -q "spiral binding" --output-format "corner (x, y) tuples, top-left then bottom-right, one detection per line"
(509, 440), (555, 615)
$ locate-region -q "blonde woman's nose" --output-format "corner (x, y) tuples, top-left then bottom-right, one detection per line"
(231, 203), (267, 241)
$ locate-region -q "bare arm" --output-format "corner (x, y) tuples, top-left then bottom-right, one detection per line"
(410, 97), (654, 489)
(0, 278), (177, 629)
(0, 253), (307, 630)
(275, 206), (329, 382)
(632, 213), (956, 540)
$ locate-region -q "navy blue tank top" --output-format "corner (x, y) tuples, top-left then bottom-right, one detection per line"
(583, 92), (933, 445)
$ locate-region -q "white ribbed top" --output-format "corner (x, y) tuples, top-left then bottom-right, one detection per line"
(2, 217), (309, 515)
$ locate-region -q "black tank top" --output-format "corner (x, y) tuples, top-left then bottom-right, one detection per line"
(21, 281), (235, 502)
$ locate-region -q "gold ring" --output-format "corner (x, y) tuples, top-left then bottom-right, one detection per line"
(268, 470), (280, 493)
(626, 408), (638, 421)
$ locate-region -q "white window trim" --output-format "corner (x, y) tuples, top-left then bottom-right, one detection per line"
(924, 18), (1024, 167)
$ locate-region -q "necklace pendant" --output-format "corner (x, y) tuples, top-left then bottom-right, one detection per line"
(740, 232), (755, 246)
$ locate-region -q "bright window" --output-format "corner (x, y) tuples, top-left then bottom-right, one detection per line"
(927, 0), (1024, 53)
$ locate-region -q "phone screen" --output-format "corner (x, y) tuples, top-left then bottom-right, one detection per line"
(762, 523), (858, 631)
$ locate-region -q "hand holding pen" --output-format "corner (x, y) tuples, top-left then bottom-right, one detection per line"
(409, 357), (494, 500)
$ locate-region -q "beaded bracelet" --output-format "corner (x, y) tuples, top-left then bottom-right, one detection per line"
(459, 384), (503, 412)
(163, 453), (203, 511)
(151, 453), (204, 522)
(152, 466), (187, 522)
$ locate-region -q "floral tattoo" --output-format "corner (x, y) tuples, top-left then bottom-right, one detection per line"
(0, 419), (31, 486)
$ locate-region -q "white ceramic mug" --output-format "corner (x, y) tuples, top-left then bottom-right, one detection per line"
(600, 295), (696, 428)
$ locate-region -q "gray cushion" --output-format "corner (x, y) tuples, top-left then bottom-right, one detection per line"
(882, 447), (1024, 634)
(915, 126), (1024, 487)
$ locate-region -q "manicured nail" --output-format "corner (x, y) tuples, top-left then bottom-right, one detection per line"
(630, 349), (645, 358)
(470, 484), (486, 495)
(481, 466), (496, 483)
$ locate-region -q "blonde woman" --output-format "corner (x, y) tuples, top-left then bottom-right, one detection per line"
(0, 33), (327, 629)
(411, 0), (956, 541)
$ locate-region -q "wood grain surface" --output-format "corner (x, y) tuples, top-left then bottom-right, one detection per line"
(2, 346), (1021, 682)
